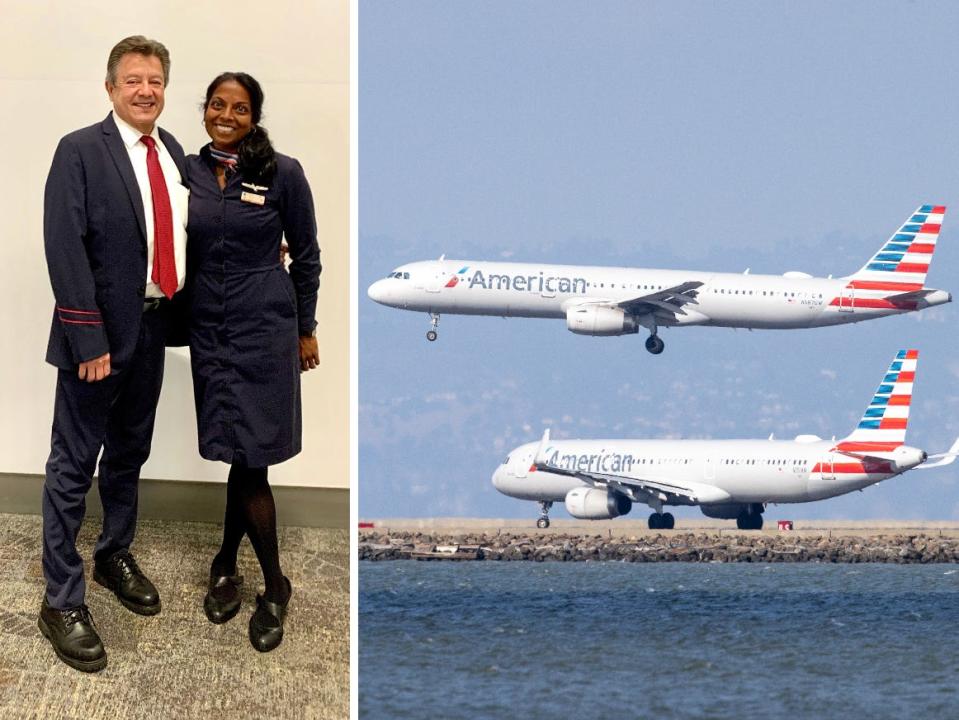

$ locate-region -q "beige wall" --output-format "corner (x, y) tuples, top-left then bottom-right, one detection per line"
(0, 1), (350, 489)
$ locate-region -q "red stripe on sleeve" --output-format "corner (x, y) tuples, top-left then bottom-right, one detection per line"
(896, 263), (930, 273)
(904, 349), (918, 359)
(57, 307), (102, 316)
(896, 371), (915, 382)
(907, 243), (935, 254)
(918, 223), (942, 234)
(887, 395), (911, 406)
(932, 205), (946, 214)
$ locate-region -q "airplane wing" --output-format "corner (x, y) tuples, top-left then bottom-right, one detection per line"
(834, 450), (897, 464)
(531, 429), (730, 505)
(615, 281), (705, 318)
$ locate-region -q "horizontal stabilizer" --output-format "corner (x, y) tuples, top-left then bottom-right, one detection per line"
(915, 436), (959, 470)
(885, 289), (934, 303)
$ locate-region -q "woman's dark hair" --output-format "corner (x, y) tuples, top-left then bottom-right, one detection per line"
(203, 72), (276, 183)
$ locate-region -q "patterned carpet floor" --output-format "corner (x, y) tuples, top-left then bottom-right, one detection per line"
(0, 513), (348, 719)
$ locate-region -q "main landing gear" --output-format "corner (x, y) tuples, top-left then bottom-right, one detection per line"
(648, 512), (675, 530)
(426, 313), (440, 342)
(536, 501), (552, 529)
(736, 505), (764, 530)
(644, 334), (665, 355)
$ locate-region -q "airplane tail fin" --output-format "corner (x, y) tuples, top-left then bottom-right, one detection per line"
(845, 205), (945, 292)
(838, 350), (918, 450)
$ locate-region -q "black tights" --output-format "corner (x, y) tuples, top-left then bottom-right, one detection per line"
(211, 463), (288, 602)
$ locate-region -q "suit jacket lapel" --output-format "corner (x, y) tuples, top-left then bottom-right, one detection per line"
(101, 114), (147, 244)
(159, 128), (187, 181)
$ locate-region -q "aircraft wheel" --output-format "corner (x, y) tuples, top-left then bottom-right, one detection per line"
(662, 512), (675, 530)
(645, 335), (665, 355)
(426, 330), (438, 342)
(648, 513), (663, 530)
(752, 514), (764, 530)
(536, 517), (550, 529)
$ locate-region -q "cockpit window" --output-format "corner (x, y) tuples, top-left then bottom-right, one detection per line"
(403, 272), (410, 279)
(504, 456), (510, 464)
(386, 271), (411, 280)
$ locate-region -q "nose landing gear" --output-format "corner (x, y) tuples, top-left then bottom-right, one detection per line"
(536, 501), (552, 529)
(426, 313), (440, 342)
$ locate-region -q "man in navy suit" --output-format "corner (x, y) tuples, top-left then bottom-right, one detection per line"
(39, 36), (188, 672)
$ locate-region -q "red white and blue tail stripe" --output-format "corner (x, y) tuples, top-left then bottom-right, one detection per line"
(835, 206), (945, 309)
(839, 349), (917, 449)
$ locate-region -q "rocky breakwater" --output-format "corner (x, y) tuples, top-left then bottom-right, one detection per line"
(359, 531), (959, 563)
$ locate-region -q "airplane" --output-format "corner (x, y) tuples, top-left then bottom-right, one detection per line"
(491, 350), (959, 530)
(367, 205), (950, 354)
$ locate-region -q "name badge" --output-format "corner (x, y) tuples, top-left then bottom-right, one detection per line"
(241, 191), (266, 206)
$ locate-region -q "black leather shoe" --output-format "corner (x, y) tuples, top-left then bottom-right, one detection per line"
(204, 572), (243, 624)
(249, 577), (292, 652)
(93, 550), (161, 616)
(38, 598), (107, 673)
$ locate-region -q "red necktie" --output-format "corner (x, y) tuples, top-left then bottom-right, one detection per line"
(141, 135), (177, 299)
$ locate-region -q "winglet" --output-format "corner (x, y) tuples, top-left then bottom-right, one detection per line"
(916, 436), (959, 470)
(533, 428), (551, 468)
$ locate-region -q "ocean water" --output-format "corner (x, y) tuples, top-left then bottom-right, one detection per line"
(360, 561), (959, 719)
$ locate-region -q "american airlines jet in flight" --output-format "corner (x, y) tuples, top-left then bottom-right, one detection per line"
(368, 206), (950, 353)
(492, 351), (958, 529)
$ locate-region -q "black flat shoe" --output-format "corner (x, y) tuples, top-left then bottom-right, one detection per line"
(204, 573), (244, 624)
(249, 577), (292, 653)
(93, 550), (161, 616)
(38, 598), (107, 673)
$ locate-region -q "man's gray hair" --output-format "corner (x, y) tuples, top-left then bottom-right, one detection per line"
(106, 36), (171, 86)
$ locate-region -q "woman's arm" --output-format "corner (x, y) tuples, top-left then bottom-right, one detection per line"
(280, 157), (321, 336)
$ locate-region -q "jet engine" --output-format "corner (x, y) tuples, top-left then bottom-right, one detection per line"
(564, 487), (632, 520)
(566, 306), (639, 336)
(700, 503), (758, 520)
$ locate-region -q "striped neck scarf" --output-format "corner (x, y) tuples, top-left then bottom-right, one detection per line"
(208, 145), (239, 173)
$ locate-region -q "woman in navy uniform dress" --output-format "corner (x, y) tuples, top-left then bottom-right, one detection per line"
(185, 72), (321, 652)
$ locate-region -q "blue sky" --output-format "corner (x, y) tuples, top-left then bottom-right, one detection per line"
(360, 1), (959, 520)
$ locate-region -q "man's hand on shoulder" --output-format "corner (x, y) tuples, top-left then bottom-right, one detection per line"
(78, 353), (111, 382)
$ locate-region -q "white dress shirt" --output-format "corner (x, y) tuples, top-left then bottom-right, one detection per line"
(111, 112), (188, 298)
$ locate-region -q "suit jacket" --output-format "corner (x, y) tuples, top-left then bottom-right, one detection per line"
(44, 113), (188, 371)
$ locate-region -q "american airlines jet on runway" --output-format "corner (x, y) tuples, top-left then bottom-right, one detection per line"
(368, 206), (950, 353)
(492, 351), (958, 529)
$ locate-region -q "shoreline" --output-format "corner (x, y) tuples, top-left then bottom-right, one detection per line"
(360, 520), (959, 563)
